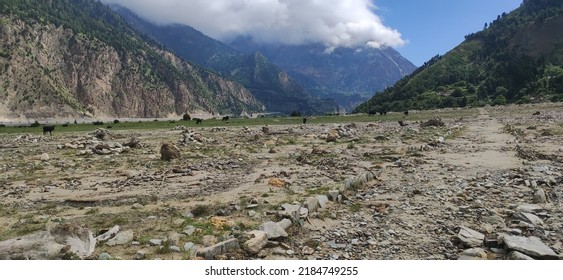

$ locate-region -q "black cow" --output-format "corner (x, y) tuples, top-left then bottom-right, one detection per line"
(43, 125), (55, 135)
(302, 117), (307, 124)
(404, 110), (409, 115)
(222, 116), (230, 121)
(193, 118), (203, 124)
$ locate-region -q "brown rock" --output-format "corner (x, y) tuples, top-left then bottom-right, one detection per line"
(160, 142), (181, 161)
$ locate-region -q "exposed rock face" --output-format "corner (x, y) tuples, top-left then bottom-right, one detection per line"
(0, 13), (264, 120)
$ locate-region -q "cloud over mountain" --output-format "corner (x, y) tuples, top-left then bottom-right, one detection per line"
(102, 0), (405, 49)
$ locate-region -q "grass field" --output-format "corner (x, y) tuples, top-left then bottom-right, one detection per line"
(0, 108), (480, 134)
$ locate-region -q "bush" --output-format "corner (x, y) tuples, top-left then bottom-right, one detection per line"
(93, 121), (104, 125)
(492, 95), (507, 106)
(113, 119), (120, 124)
(290, 110), (301, 117)
(182, 113), (191, 121)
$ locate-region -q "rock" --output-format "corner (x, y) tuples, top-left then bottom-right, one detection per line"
(98, 252), (112, 260)
(0, 224), (96, 260)
(183, 225), (196, 236)
(259, 221), (288, 239)
(280, 204), (302, 221)
(506, 251), (535, 260)
(533, 189), (548, 204)
(96, 225), (120, 242)
(169, 246), (181, 253)
(131, 203), (144, 210)
(248, 210), (257, 217)
(182, 211), (194, 219)
(511, 212), (544, 227)
(184, 242), (195, 252)
(167, 232), (183, 246)
(304, 197), (320, 213)
(458, 248), (487, 260)
(244, 231), (269, 255)
(302, 246), (315, 255)
(202, 235), (218, 247)
(262, 126), (270, 134)
(515, 204), (543, 214)
(135, 250), (146, 260)
(106, 230), (134, 246)
(196, 238), (240, 260)
(501, 235), (558, 259)
(160, 142), (181, 161)
(149, 239), (163, 246)
(328, 190), (340, 201)
(316, 195), (329, 208)
(458, 226), (485, 248)
(40, 153), (49, 161)
(277, 219), (292, 230)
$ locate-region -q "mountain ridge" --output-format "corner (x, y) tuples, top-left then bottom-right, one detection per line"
(355, 0), (563, 114)
(0, 0), (265, 120)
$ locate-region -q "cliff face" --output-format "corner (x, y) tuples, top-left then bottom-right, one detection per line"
(0, 15), (264, 120)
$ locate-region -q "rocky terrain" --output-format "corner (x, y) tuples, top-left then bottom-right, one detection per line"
(0, 103), (561, 260)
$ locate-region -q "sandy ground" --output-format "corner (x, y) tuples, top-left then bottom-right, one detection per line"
(0, 103), (561, 260)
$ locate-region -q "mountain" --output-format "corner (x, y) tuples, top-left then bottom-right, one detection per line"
(0, 0), (264, 120)
(229, 38), (417, 111)
(111, 6), (339, 115)
(355, 0), (563, 114)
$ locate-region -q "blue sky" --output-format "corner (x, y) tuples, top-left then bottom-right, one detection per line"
(375, 0), (523, 66)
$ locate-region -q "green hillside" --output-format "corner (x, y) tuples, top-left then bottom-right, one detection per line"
(355, 0), (563, 114)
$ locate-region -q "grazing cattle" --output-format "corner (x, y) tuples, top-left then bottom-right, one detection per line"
(222, 116), (230, 121)
(302, 117), (307, 124)
(404, 110), (409, 115)
(368, 110), (377, 116)
(43, 125), (55, 135)
(193, 118), (203, 124)
(379, 111), (387, 116)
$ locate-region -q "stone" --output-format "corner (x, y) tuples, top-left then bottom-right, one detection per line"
(304, 197), (320, 212)
(202, 235), (218, 247)
(248, 210), (257, 217)
(160, 142), (181, 161)
(196, 238), (240, 260)
(458, 248), (487, 260)
(149, 239), (163, 246)
(259, 221), (288, 239)
(167, 232), (182, 246)
(302, 246), (315, 255)
(277, 219), (292, 230)
(458, 226), (485, 248)
(512, 212), (544, 227)
(533, 189), (548, 204)
(506, 251), (535, 260)
(328, 190), (340, 201)
(106, 230), (134, 246)
(131, 203), (143, 210)
(96, 225), (120, 242)
(183, 242), (195, 252)
(135, 250), (146, 260)
(98, 252), (112, 260)
(515, 204), (543, 214)
(244, 231), (269, 255)
(0, 224), (96, 260)
(280, 204), (301, 221)
(183, 225), (197, 236)
(502, 235), (558, 259)
(169, 245), (181, 253)
(316, 195), (329, 208)
(40, 153), (49, 161)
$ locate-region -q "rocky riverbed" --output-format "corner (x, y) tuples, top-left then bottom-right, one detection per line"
(0, 104), (561, 260)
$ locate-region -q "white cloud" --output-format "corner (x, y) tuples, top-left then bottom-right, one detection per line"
(102, 0), (405, 49)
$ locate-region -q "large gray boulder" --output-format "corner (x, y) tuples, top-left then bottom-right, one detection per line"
(0, 224), (96, 260)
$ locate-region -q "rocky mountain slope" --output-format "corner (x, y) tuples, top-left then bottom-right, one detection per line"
(111, 6), (339, 115)
(230, 38), (417, 111)
(355, 0), (563, 114)
(0, 0), (265, 121)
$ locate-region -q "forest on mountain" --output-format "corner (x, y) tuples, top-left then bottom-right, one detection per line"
(355, 0), (563, 114)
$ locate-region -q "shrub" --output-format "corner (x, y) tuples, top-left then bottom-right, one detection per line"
(182, 113), (191, 121)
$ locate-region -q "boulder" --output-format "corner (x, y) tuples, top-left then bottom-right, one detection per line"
(160, 142), (181, 161)
(501, 235), (558, 259)
(458, 226), (485, 248)
(244, 231), (269, 255)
